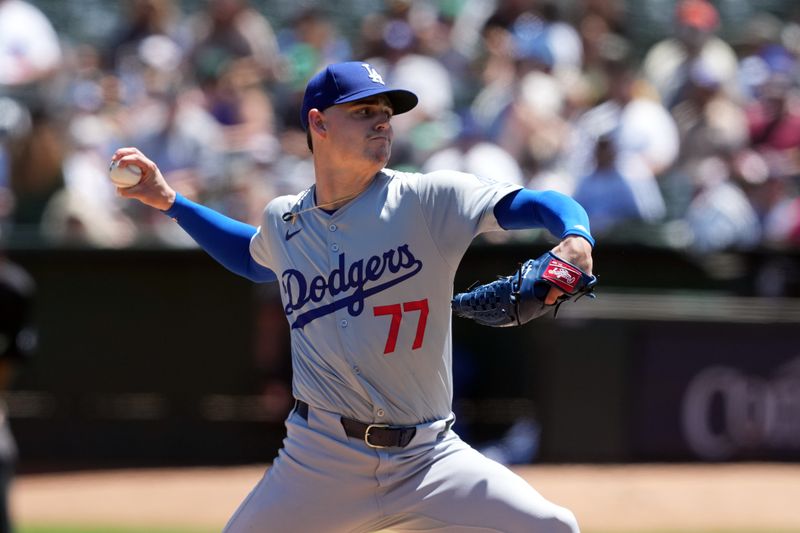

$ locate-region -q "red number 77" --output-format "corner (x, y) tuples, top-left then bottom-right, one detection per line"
(373, 298), (429, 355)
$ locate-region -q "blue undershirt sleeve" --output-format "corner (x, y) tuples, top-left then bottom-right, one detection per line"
(494, 188), (595, 247)
(162, 193), (276, 282)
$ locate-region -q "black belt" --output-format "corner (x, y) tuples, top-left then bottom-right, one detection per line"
(295, 400), (418, 449)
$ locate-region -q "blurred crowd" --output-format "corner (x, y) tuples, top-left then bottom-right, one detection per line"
(1, 0), (800, 253)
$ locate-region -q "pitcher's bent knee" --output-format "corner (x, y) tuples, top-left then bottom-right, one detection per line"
(550, 507), (580, 533)
(528, 506), (579, 533)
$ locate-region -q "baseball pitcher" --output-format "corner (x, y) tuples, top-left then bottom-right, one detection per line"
(112, 61), (595, 533)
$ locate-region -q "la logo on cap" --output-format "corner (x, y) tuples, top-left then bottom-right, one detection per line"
(361, 63), (384, 85)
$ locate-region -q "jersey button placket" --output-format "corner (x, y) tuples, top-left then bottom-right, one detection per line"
(328, 219), (340, 253)
(329, 217), (355, 374)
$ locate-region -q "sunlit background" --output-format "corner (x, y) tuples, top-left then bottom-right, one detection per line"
(1, 0), (800, 532)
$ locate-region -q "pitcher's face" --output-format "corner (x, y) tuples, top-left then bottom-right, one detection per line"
(323, 95), (394, 167)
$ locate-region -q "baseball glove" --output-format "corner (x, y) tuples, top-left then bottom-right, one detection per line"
(451, 251), (597, 327)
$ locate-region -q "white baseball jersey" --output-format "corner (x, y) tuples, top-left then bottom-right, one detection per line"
(250, 168), (519, 426)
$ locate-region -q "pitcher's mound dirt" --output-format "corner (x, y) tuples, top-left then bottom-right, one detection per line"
(12, 463), (800, 531)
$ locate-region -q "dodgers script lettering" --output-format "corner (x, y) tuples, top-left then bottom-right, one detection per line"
(282, 244), (423, 329)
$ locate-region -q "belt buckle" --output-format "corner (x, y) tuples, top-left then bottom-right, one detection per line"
(364, 423), (391, 448)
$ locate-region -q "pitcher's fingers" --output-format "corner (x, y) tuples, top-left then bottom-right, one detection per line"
(111, 147), (156, 169)
(117, 153), (156, 176)
(545, 286), (564, 306)
(116, 185), (140, 199)
(111, 147), (145, 162)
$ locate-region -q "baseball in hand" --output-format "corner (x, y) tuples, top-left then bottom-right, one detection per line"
(108, 160), (142, 188)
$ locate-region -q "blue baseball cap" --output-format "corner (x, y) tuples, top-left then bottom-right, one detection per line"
(300, 61), (418, 130)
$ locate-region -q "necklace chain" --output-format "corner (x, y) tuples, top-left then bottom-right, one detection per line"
(283, 182), (371, 224)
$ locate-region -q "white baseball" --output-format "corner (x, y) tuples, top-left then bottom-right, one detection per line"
(108, 160), (142, 188)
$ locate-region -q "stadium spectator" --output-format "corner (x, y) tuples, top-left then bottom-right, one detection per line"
(422, 112), (524, 185)
(42, 113), (137, 247)
(0, 0), (798, 255)
(747, 149), (800, 247)
(186, 0), (280, 85)
(641, 0), (739, 108)
(279, 8), (352, 93)
(4, 103), (66, 236)
(0, 0), (62, 89)
(684, 155), (761, 253)
(745, 70), (800, 154)
(671, 57), (749, 164)
(104, 0), (184, 71)
(565, 57), (674, 224)
(573, 133), (665, 236)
